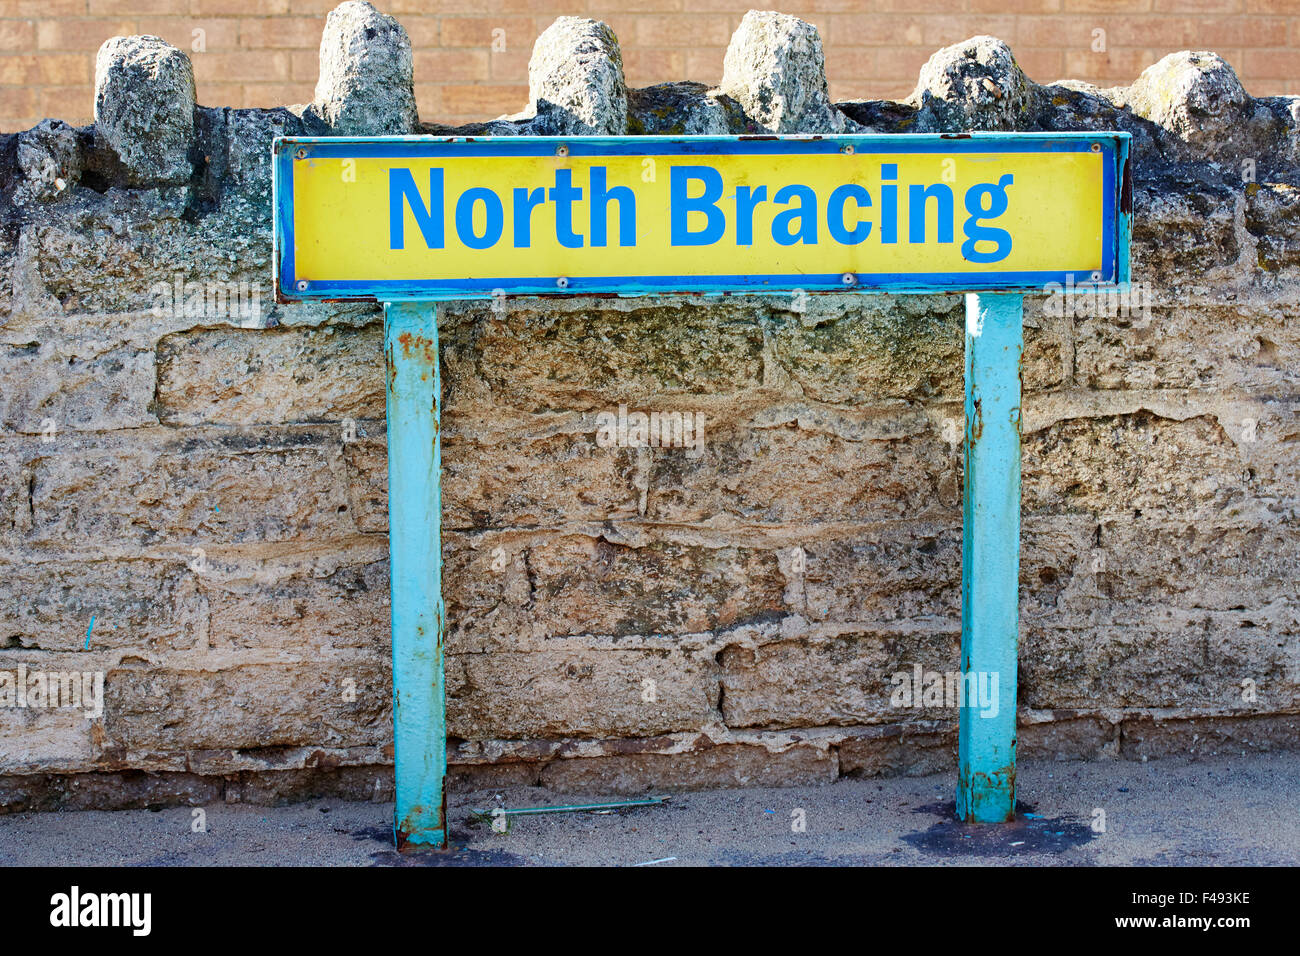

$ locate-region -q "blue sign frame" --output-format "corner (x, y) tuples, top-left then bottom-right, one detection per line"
(273, 132), (1130, 302)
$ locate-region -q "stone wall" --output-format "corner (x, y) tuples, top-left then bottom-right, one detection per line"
(1, 3), (1298, 811)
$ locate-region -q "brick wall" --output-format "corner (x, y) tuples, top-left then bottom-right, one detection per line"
(2, 0), (1299, 134)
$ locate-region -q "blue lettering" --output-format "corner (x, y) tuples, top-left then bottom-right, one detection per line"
(589, 166), (636, 247)
(734, 185), (768, 246)
(771, 184), (817, 246)
(389, 167), (444, 250)
(455, 187), (503, 250)
(548, 169), (584, 249)
(962, 174), (1014, 263)
(671, 166), (725, 246)
(513, 186), (545, 248)
(908, 183), (954, 244)
(828, 183), (872, 245)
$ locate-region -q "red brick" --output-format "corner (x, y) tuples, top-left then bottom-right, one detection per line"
(827, 15), (925, 47)
(1015, 47), (1067, 82)
(1242, 47), (1300, 79)
(635, 15), (734, 47)
(289, 49), (318, 82)
(135, 19), (242, 53)
(191, 50), (290, 84)
(439, 82), (526, 116)
(0, 18), (34, 51)
(194, 80), (242, 108)
(413, 49), (492, 83)
(38, 84), (85, 119)
(1153, 0), (1243, 12)
(440, 17), (536, 49)
(621, 48), (686, 85)
(238, 17), (322, 49)
(242, 81), (312, 108)
(37, 19), (134, 51)
(0, 53), (38, 84)
(1064, 0), (1155, 10)
(487, 48), (530, 82)
(1064, 46), (1160, 79)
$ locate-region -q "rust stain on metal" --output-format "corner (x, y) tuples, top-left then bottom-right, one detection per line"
(971, 398), (984, 441)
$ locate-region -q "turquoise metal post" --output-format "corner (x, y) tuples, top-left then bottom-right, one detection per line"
(383, 301), (446, 848)
(957, 292), (1023, 824)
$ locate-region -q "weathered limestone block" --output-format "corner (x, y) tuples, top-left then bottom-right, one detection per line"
(224, 765), (387, 805)
(15, 120), (80, 204)
(0, 772), (223, 813)
(767, 296), (964, 404)
(907, 36), (1033, 132)
(718, 628), (961, 729)
(1071, 304), (1300, 392)
(0, 332), (156, 434)
(104, 657), (390, 751)
(93, 36), (195, 186)
(837, 723), (956, 777)
(1120, 714), (1300, 759)
(1029, 82), (1163, 163)
(537, 741), (837, 792)
(17, 429), (351, 548)
(463, 301), (768, 415)
(1023, 412), (1253, 521)
(443, 532), (786, 642)
(448, 645), (717, 739)
(719, 11), (845, 133)
(25, 194), (267, 316)
(0, 557), (203, 652)
(0, 652), (111, 773)
(156, 324), (385, 426)
(527, 17), (626, 135)
(202, 543), (390, 652)
(1245, 181), (1300, 273)
(1129, 179), (1242, 284)
(313, 0), (417, 135)
(1017, 714), (1117, 761)
(1086, 515), (1300, 613)
(796, 523), (962, 625)
(1020, 613), (1299, 710)
(642, 410), (956, 525)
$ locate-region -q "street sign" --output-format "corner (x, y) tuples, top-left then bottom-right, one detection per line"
(274, 134), (1128, 300)
(272, 133), (1130, 845)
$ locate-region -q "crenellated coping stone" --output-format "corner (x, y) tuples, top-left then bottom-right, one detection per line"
(314, 0), (417, 136)
(527, 17), (627, 135)
(719, 10), (845, 133)
(93, 35), (195, 186)
(628, 82), (748, 135)
(1123, 51), (1265, 161)
(907, 35), (1033, 132)
(16, 119), (80, 204)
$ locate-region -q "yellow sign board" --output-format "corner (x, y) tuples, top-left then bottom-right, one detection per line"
(274, 134), (1128, 298)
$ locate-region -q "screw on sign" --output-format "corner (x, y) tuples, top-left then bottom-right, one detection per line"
(274, 132), (1131, 842)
